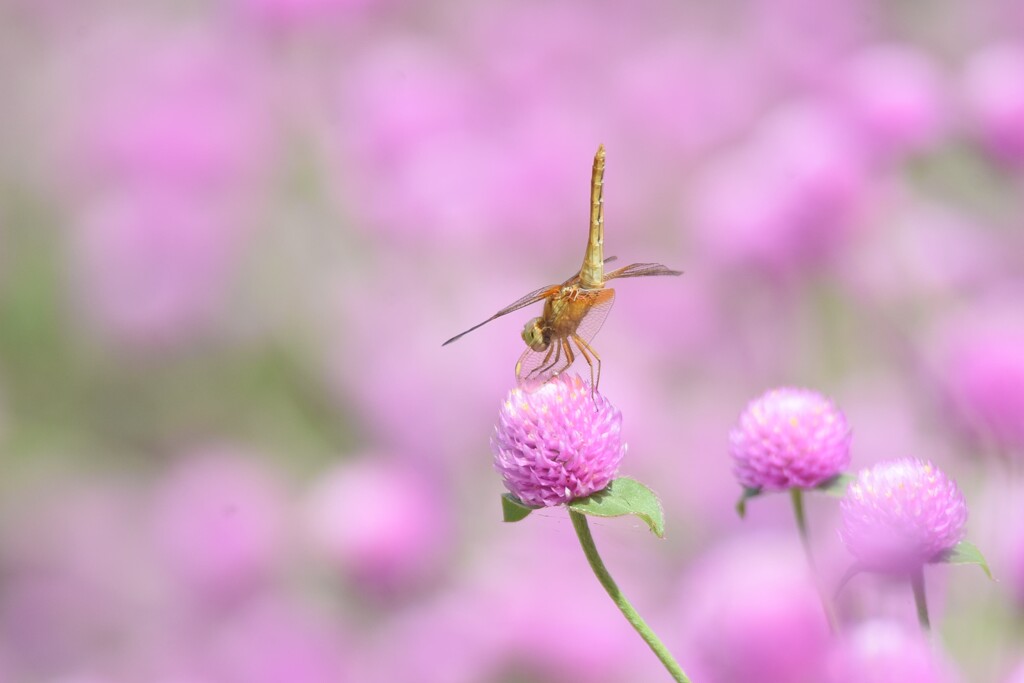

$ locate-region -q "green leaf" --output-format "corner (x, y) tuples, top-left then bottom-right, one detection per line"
(937, 541), (993, 579)
(815, 473), (855, 498)
(501, 493), (537, 523)
(568, 478), (665, 537)
(735, 487), (762, 519)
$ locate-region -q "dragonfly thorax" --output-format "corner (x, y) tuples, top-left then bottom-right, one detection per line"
(521, 317), (551, 351)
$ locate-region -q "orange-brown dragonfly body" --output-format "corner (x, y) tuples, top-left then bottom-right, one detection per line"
(443, 145), (681, 390)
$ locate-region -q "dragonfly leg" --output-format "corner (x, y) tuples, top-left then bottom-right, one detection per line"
(572, 334), (602, 392)
(533, 340), (562, 378)
(570, 336), (595, 390)
(560, 338), (576, 378)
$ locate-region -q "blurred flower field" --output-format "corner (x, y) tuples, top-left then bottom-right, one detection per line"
(1, 0), (1024, 681)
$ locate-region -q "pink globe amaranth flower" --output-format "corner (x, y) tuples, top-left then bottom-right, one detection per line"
(963, 44), (1024, 166)
(840, 459), (968, 574)
(491, 374), (626, 507)
(730, 387), (852, 491)
(826, 620), (959, 683)
(302, 458), (451, 593)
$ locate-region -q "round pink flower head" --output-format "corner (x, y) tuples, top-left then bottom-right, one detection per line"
(840, 459), (968, 573)
(730, 387), (852, 491)
(491, 374), (625, 507)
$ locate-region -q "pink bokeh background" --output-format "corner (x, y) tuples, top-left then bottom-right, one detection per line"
(1, 0), (1024, 680)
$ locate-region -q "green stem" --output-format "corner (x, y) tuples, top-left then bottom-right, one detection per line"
(790, 488), (839, 634)
(569, 510), (691, 683)
(911, 567), (931, 631)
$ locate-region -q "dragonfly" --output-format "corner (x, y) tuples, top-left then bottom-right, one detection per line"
(442, 144), (682, 391)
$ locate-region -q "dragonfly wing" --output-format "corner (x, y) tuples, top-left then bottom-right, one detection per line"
(574, 288), (616, 345)
(515, 288), (616, 385)
(515, 342), (572, 387)
(605, 262), (683, 280)
(442, 283), (559, 346)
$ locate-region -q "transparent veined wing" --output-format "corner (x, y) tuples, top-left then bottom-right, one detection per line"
(442, 283), (560, 346)
(572, 288), (617, 346)
(604, 262), (682, 280)
(515, 288), (616, 388)
(442, 257), (619, 347)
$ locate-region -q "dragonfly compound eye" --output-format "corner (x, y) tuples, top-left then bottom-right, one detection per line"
(521, 317), (549, 351)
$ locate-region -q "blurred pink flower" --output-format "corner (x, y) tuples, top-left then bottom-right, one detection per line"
(232, 0), (380, 25)
(677, 534), (831, 683)
(0, 480), (147, 673)
(750, 0), (865, 87)
(833, 44), (948, 159)
(348, 520), (654, 682)
(473, 522), (660, 682)
(495, 570), (654, 682)
(152, 448), (287, 601)
(692, 102), (867, 276)
(301, 458), (451, 593)
(334, 28), (613, 255)
(332, 39), (497, 245)
(328, 269), (520, 467)
(841, 194), (1005, 306)
(208, 597), (350, 683)
(464, 1), (618, 99)
(609, 42), (764, 156)
(826, 619), (959, 683)
(368, 593), (496, 683)
(338, 39), (477, 170)
(60, 27), (270, 347)
(963, 44), (1024, 166)
(940, 322), (1024, 452)
(491, 374), (626, 507)
(1006, 661), (1024, 683)
(67, 30), (271, 193)
(840, 459), (967, 574)
(1005, 522), (1024, 608)
(69, 191), (247, 347)
(730, 387), (852, 491)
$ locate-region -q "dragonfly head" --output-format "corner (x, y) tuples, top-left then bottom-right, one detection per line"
(521, 317), (550, 351)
